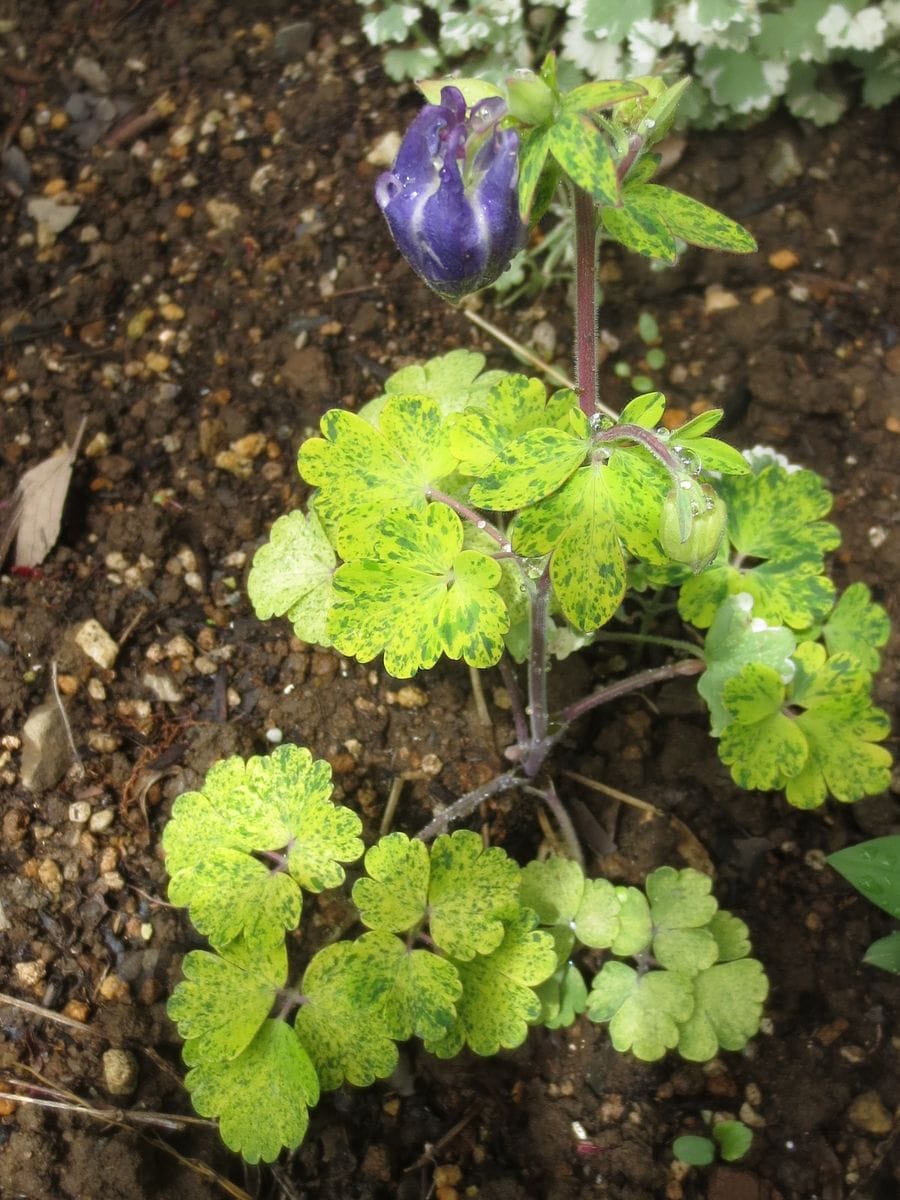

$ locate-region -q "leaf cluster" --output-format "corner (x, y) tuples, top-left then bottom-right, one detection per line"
(165, 755), (560, 1161)
(165, 749), (773, 1161)
(521, 859), (769, 1062)
(699, 588), (891, 809)
(248, 354), (744, 676)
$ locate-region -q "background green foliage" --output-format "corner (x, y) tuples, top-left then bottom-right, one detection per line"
(356, 1), (900, 126)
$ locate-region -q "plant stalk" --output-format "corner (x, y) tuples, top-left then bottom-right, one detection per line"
(524, 567), (552, 776)
(573, 184), (599, 418)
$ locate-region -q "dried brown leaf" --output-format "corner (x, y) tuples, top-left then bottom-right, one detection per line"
(10, 417), (86, 568)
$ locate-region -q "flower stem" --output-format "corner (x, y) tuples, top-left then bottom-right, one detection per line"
(573, 184), (599, 418)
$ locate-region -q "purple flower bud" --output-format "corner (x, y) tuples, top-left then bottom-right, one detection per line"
(376, 86), (524, 302)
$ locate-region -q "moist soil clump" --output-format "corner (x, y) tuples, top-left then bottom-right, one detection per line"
(0, 3), (897, 1199)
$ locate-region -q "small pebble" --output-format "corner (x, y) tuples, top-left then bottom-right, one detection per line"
(63, 999), (90, 1022)
(13, 960), (46, 989)
(99, 974), (130, 1003)
(103, 1048), (139, 1096)
(396, 685), (428, 709)
(73, 618), (119, 669)
(847, 1090), (893, 1135)
(68, 801), (92, 824)
(89, 808), (115, 834)
(768, 248), (800, 271)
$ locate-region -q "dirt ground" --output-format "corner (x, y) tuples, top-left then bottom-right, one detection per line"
(0, 3), (898, 1199)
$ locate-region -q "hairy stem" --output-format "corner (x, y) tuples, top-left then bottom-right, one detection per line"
(560, 657), (704, 726)
(594, 423), (683, 475)
(416, 770), (522, 842)
(524, 567), (552, 777)
(592, 630), (701, 656)
(498, 654), (529, 748)
(573, 184), (599, 418)
(524, 780), (584, 867)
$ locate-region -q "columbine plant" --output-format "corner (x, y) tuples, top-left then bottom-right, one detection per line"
(162, 60), (892, 1163)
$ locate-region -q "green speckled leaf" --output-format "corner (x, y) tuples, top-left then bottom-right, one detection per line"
(699, 594), (797, 736)
(680, 559), (836, 631)
(642, 185), (756, 253)
(601, 191), (677, 261)
(789, 697), (891, 809)
(353, 833), (430, 933)
(359, 931), (462, 1041)
(169, 938), (286, 1064)
(426, 908), (557, 1058)
(723, 465), (840, 561)
(294, 939), (398, 1091)
(327, 504), (508, 677)
(449, 375), (571, 476)
(428, 830), (521, 961)
(469, 426), (589, 510)
(298, 394), (457, 531)
(549, 109), (619, 206)
(821, 583), (890, 672)
(360, 349), (508, 425)
(587, 961), (694, 1061)
(562, 80), (648, 113)
(677, 959), (769, 1061)
(168, 848), (300, 950)
(518, 125), (554, 220)
(185, 1020), (318, 1164)
(618, 391), (666, 429)
(514, 467), (625, 632)
(719, 664), (808, 791)
(164, 746), (362, 948)
(674, 409), (724, 439)
(247, 508), (336, 646)
(604, 444), (672, 564)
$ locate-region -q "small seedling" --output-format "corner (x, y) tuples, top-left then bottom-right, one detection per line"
(673, 1117), (753, 1166)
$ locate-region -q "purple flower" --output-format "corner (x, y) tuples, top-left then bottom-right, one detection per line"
(376, 86), (524, 301)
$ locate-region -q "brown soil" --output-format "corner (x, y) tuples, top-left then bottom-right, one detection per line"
(0, 4), (898, 1200)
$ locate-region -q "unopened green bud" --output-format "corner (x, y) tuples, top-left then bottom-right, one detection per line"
(659, 482), (727, 572)
(616, 76), (689, 146)
(506, 69), (556, 126)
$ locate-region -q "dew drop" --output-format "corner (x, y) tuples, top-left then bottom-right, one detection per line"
(476, 519), (486, 529)
(502, 541), (512, 553)
(644, 117), (656, 130)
